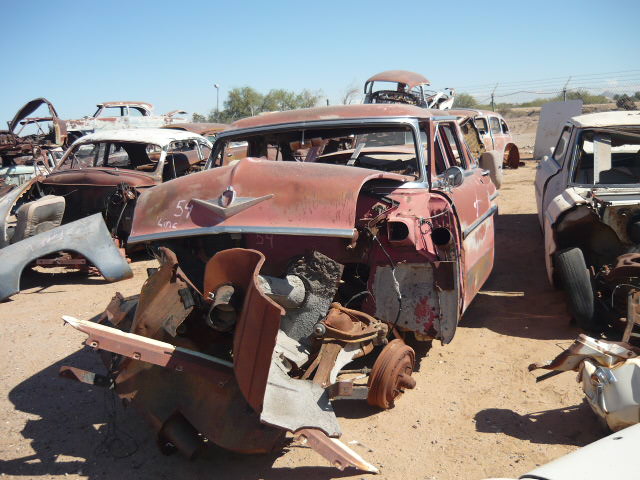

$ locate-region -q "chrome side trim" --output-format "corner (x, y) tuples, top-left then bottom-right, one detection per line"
(489, 191), (500, 201)
(128, 225), (357, 244)
(462, 205), (498, 239)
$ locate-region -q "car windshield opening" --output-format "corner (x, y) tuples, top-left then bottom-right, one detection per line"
(213, 125), (421, 178)
(573, 128), (640, 185)
(57, 141), (162, 171)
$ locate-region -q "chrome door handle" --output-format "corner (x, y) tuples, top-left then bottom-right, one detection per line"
(481, 170), (490, 176)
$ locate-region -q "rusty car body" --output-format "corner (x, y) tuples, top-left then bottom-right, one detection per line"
(61, 104), (498, 472)
(450, 108), (520, 169)
(0, 98), (66, 189)
(534, 110), (640, 329)
(160, 122), (228, 142)
(65, 101), (187, 142)
(364, 70), (456, 110)
(0, 128), (212, 301)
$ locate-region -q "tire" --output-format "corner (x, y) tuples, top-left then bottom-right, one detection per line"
(555, 247), (595, 329)
(480, 150), (503, 189)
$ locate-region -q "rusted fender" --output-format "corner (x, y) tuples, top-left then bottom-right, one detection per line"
(0, 214), (133, 301)
(128, 158), (407, 244)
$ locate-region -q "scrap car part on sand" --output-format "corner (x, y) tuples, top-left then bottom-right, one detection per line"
(530, 333), (640, 432)
(58, 104), (499, 472)
(0, 214), (133, 301)
(62, 247), (391, 472)
(0, 128), (211, 300)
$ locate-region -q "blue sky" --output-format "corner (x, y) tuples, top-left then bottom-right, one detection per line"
(1, 0), (639, 122)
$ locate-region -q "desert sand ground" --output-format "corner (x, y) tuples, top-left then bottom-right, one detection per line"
(0, 115), (610, 480)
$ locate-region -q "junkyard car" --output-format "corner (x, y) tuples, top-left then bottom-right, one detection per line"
(534, 111), (640, 329)
(450, 108), (520, 169)
(61, 104), (499, 472)
(364, 70), (456, 110)
(0, 128), (212, 301)
(160, 122), (228, 142)
(65, 101), (187, 142)
(0, 98), (66, 188)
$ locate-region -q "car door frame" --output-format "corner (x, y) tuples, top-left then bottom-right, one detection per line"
(431, 119), (496, 310)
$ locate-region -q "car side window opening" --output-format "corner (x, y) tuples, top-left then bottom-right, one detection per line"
(475, 118), (488, 134)
(500, 120), (509, 134)
(438, 123), (467, 169)
(99, 106), (128, 117)
(553, 127), (571, 162)
(489, 117), (501, 134)
(433, 138), (448, 175)
(573, 129), (640, 185)
(128, 107), (145, 117)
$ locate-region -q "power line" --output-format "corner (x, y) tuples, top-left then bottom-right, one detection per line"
(456, 69), (640, 90)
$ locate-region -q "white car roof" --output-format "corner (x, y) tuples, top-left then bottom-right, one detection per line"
(71, 128), (212, 148)
(570, 110), (640, 128)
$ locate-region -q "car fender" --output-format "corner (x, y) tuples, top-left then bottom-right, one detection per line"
(0, 213), (133, 301)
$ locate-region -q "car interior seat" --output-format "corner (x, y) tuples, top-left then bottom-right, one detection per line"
(10, 195), (66, 244)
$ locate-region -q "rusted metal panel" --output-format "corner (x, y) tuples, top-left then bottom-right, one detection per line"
(161, 122), (228, 137)
(128, 159), (408, 244)
(365, 70), (430, 89)
(204, 248), (284, 412)
(228, 104), (438, 131)
(295, 428), (379, 473)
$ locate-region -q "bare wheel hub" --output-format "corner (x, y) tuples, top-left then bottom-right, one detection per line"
(367, 339), (416, 409)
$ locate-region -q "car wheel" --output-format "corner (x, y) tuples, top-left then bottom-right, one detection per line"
(555, 247), (595, 329)
(480, 150), (503, 189)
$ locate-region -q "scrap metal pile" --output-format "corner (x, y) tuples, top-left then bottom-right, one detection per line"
(62, 245), (418, 472)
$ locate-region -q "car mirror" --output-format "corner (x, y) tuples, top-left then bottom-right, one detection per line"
(443, 166), (464, 188)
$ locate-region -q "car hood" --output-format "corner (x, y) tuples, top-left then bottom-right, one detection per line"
(42, 168), (157, 188)
(8, 98), (59, 132)
(128, 158), (408, 244)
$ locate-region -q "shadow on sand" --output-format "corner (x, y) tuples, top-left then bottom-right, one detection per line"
(474, 401), (606, 447)
(3, 348), (371, 479)
(460, 212), (578, 341)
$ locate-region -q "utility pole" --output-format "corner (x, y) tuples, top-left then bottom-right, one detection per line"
(214, 83), (220, 114)
(491, 83), (498, 111)
(562, 76), (571, 101)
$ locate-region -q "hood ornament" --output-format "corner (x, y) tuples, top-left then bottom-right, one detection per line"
(192, 186), (274, 219)
(219, 186), (236, 207)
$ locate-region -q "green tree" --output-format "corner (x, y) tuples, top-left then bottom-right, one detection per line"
(192, 112), (206, 122)
(200, 86), (323, 123)
(453, 93), (478, 108)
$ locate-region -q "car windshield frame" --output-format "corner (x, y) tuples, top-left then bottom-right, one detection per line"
(54, 140), (164, 173)
(207, 117), (428, 183)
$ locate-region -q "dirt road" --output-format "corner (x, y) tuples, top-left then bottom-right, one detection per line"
(0, 140), (609, 479)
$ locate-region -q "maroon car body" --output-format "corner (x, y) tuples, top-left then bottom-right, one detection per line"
(62, 104), (498, 472)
